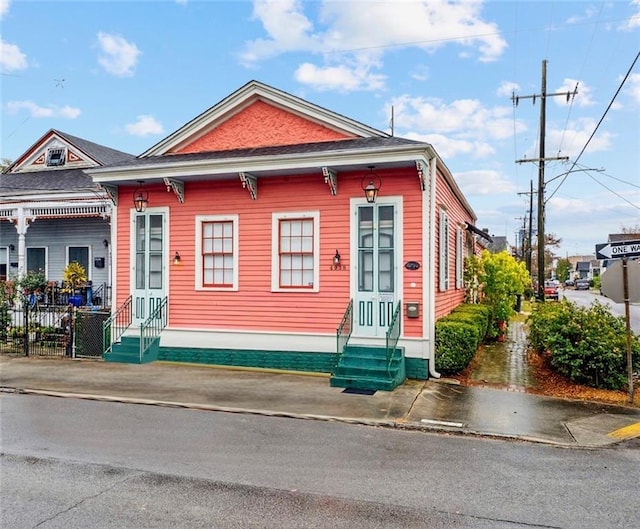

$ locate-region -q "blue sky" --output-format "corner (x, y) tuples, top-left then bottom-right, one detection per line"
(2, 0), (639, 258)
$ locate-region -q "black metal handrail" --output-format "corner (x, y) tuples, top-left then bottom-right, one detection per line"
(335, 299), (353, 370)
(140, 297), (167, 362)
(385, 300), (401, 375)
(102, 296), (132, 355)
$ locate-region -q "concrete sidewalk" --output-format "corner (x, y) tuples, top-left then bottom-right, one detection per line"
(1, 354), (639, 448)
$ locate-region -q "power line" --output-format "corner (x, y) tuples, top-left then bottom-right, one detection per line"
(547, 50), (640, 201)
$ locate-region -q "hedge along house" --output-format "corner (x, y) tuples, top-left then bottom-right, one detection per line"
(88, 81), (485, 390)
(0, 129), (136, 305)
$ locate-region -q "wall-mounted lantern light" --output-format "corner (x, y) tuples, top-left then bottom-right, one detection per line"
(361, 166), (381, 204)
(133, 181), (149, 213)
(173, 251), (182, 266)
(333, 249), (341, 266)
(9, 244), (15, 251)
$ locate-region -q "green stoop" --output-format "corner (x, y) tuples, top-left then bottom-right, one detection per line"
(104, 336), (159, 364)
(330, 345), (405, 391)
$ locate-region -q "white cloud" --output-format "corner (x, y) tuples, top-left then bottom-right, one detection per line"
(240, 0), (507, 92)
(0, 38), (27, 72)
(6, 100), (81, 119)
(521, 118), (614, 159)
(97, 32), (141, 77)
(497, 81), (519, 98)
(404, 132), (495, 159)
(620, 0), (640, 30)
(294, 62), (385, 92)
(554, 78), (591, 107)
(453, 169), (516, 196)
(625, 73), (640, 104)
(390, 95), (524, 140)
(125, 115), (164, 136)
(0, 0), (9, 18)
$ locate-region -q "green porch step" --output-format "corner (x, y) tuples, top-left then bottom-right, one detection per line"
(330, 345), (405, 392)
(104, 336), (159, 364)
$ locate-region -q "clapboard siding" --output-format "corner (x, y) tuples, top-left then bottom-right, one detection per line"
(434, 165), (473, 320)
(116, 167), (425, 335)
(5, 217), (110, 285)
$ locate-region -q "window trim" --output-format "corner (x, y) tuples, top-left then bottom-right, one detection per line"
(271, 211), (320, 293)
(455, 225), (464, 289)
(25, 246), (48, 277)
(195, 214), (239, 291)
(439, 208), (450, 291)
(67, 245), (92, 281)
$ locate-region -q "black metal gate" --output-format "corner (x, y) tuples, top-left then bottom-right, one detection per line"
(0, 300), (73, 357)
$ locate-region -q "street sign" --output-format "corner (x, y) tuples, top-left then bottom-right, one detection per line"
(595, 239), (640, 260)
(600, 259), (640, 304)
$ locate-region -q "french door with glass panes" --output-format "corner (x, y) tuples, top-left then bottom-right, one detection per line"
(353, 201), (399, 338)
(132, 210), (167, 326)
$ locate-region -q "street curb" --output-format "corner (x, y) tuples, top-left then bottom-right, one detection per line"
(1, 386), (589, 449)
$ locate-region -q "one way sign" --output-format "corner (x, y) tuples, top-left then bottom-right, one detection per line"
(595, 239), (640, 260)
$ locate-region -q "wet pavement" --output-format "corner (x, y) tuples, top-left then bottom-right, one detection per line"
(1, 322), (639, 448)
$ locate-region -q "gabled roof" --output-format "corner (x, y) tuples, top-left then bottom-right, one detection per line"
(1, 129), (135, 198)
(576, 261), (591, 271)
(141, 80), (388, 157)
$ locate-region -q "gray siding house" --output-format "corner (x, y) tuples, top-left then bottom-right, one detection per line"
(0, 129), (135, 304)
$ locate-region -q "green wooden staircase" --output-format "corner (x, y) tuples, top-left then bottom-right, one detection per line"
(330, 345), (405, 392)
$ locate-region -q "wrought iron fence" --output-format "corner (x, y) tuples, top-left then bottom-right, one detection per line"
(334, 299), (353, 371)
(385, 300), (402, 375)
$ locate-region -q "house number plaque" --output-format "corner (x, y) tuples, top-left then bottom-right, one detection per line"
(404, 261), (420, 270)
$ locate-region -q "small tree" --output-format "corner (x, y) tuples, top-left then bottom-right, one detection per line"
(62, 262), (87, 294)
(478, 250), (530, 339)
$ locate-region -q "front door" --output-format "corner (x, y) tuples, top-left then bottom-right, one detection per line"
(353, 202), (398, 337)
(132, 209), (167, 326)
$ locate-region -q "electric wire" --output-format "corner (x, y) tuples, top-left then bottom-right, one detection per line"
(546, 50), (640, 202)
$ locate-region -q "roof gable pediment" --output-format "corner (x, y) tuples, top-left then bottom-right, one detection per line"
(141, 80), (387, 157)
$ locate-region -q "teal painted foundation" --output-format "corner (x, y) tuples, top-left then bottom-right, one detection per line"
(158, 346), (337, 373)
(155, 346), (428, 381)
(405, 357), (429, 380)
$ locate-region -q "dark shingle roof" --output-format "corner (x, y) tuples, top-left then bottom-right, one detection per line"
(54, 130), (136, 165)
(115, 136), (426, 169)
(0, 168), (96, 193)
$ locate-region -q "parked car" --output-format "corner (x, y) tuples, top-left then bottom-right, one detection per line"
(544, 280), (559, 300)
(564, 279), (575, 287)
(575, 279), (590, 290)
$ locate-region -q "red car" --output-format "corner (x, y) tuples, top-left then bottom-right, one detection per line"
(544, 281), (559, 300)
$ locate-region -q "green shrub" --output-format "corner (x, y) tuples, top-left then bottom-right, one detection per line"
(527, 300), (640, 390)
(435, 320), (480, 374)
(440, 304), (490, 341)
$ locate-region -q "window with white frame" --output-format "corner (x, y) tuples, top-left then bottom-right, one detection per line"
(456, 226), (465, 289)
(439, 209), (450, 291)
(272, 212), (319, 292)
(68, 246), (90, 279)
(26, 247), (47, 275)
(196, 215), (238, 290)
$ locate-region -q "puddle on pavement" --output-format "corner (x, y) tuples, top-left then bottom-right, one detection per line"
(468, 322), (536, 389)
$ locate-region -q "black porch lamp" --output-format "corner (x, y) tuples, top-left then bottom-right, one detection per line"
(361, 166), (381, 204)
(133, 181), (149, 213)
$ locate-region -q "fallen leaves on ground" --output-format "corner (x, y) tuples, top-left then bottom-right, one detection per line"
(454, 348), (639, 408)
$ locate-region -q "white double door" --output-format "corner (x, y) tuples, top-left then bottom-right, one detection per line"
(131, 209), (167, 326)
(352, 199), (400, 338)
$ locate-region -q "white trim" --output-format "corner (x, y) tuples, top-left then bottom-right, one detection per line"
(159, 328), (427, 357)
(195, 214), (239, 291)
(439, 208), (450, 291)
(349, 195), (404, 338)
(66, 245), (92, 282)
(25, 246), (48, 278)
(271, 211), (320, 293)
(455, 225), (464, 289)
(427, 156), (440, 378)
(141, 81), (387, 157)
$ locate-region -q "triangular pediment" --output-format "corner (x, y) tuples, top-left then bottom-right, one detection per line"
(141, 80), (387, 157)
(8, 129), (102, 174)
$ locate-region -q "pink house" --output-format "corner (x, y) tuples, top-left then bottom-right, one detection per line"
(89, 81), (486, 390)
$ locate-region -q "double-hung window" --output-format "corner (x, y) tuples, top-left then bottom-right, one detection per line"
(196, 215), (238, 290)
(272, 212), (319, 292)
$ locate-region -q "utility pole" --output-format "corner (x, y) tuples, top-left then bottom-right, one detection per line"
(517, 180), (536, 275)
(513, 60), (576, 300)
